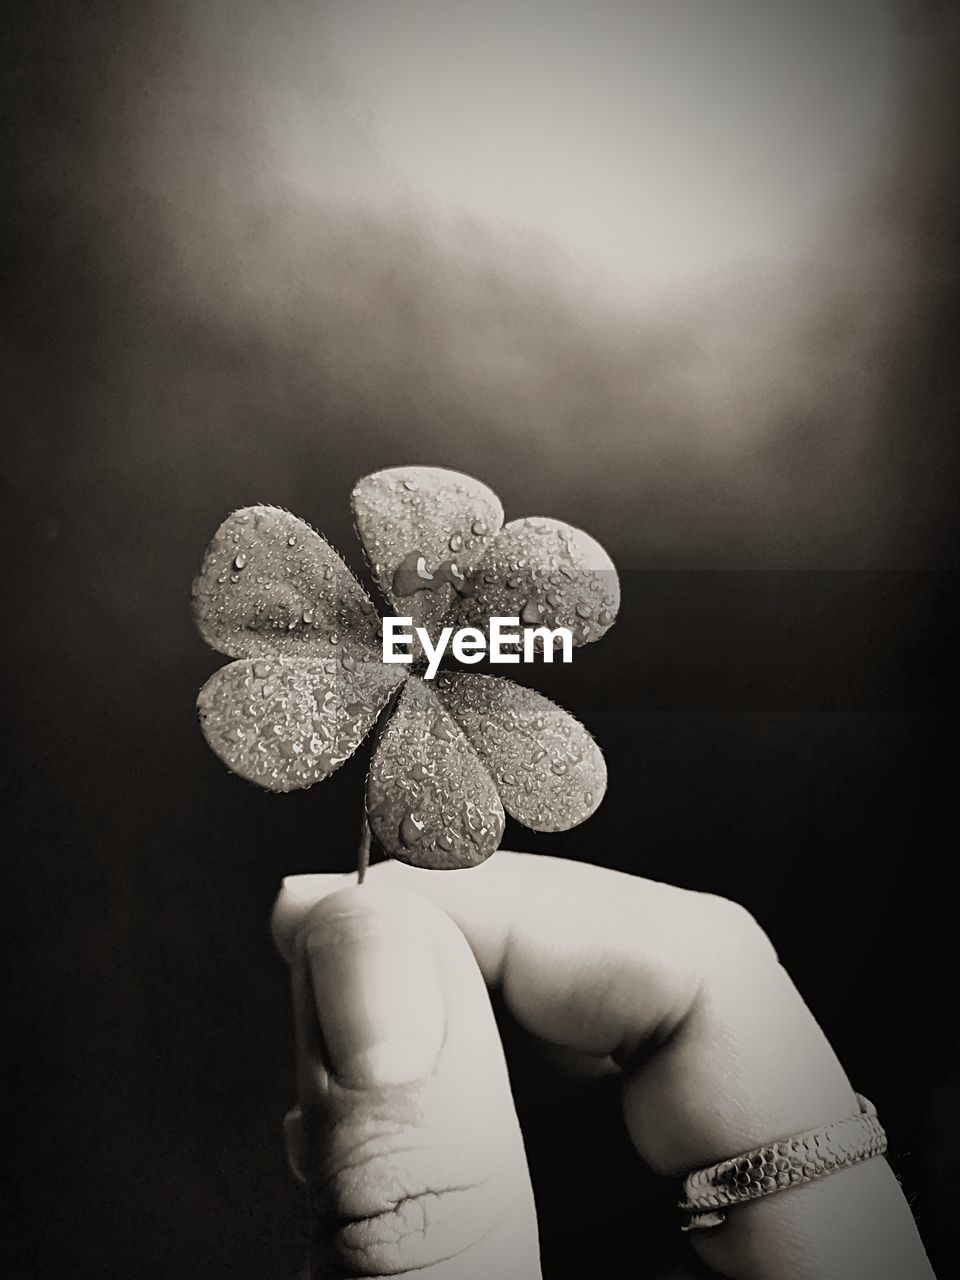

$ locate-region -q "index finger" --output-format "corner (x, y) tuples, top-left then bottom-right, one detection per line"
(273, 852), (855, 1169)
(272, 857), (934, 1280)
(273, 852), (713, 1063)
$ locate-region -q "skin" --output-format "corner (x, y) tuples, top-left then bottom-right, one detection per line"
(271, 853), (937, 1280)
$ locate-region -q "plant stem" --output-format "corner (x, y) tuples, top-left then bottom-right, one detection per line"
(356, 682), (403, 886)
(357, 809), (372, 885)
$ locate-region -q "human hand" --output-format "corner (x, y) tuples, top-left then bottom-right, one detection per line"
(271, 853), (935, 1280)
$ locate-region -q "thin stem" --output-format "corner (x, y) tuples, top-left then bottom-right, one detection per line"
(357, 808), (372, 885)
(355, 682), (403, 886)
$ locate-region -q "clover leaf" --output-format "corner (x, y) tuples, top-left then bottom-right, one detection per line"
(192, 466), (618, 871)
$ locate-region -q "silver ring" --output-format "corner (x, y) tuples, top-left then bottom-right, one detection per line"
(679, 1093), (887, 1231)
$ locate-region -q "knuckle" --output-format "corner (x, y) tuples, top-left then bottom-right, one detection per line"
(309, 1121), (506, 1277)
(687, 892), (778, 965)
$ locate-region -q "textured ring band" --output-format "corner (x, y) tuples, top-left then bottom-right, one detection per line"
(679, 1094), (887, 1231)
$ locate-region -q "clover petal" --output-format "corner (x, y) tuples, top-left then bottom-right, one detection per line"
(434, 672), (606, 832)
(454, 517), (619, 647)
(366, 677), (505, 869)
(197, 655), (404, 792)
(193, 506), (381, 660)
(351, 466), (504, 636)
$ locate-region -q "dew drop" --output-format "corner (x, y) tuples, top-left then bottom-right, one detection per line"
(341, 653), (357, 672)
(253, 661), (272, 679)
(471, 519), (487, 537)
(521, 600), (543, 626)
(575, 603), (594, 620)
(430, 717), (456, 742)
(302, 608), (314, 624)
(233, 553), (247, 570)
(449, 533), (463, 552)
(403, 478), (418, 492)
(393, 551), (466, 597)
(551, 760), (568, 776)
(399, 813), (426, 846)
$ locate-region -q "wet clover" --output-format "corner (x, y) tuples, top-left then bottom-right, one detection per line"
(192, 467), (619, 870)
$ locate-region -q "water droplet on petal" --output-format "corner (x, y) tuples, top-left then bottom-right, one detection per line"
(233, 553), (247, 570)
(399, 812), (425, 845)
(430, 717), (455, 742)
(449, 533), (463, 552)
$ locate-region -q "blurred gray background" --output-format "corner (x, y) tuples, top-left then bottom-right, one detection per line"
(6, 1), (958, 1276)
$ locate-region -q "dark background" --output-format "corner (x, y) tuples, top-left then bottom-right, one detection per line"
(5, 2), (958, 1277)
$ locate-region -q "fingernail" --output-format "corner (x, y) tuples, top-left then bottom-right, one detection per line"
(272, 875), (349, 963)
(303, 902), (445, 1089)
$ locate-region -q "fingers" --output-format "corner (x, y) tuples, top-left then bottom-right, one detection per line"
(274, 856), (936, 1280)
(274, 853), (856, 1173)
(286, 881), (541, 1280)
(273, 853), (714, 1064)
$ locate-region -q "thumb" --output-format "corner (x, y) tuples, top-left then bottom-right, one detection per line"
(283, 882), (541, 1280)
